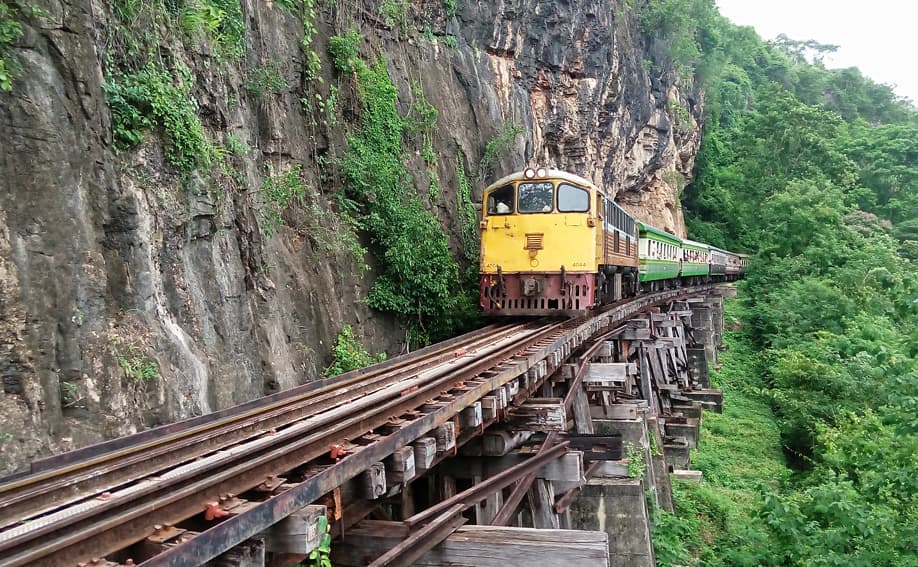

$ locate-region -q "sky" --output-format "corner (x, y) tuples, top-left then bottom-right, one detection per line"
(716, 0), (917, 103)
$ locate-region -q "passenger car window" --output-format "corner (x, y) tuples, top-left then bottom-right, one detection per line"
(486, 184), (514, 215)
(518, 182), (554, 213)
(558, 183), (589, 213)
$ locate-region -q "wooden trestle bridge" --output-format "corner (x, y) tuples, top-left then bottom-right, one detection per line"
(0, 285), (729, 567)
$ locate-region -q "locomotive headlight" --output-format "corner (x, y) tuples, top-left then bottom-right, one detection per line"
(524, 167), (536, 179)
(536, 167), (547, 178)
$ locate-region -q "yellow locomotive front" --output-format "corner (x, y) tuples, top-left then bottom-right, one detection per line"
(479, 168), (601, 315)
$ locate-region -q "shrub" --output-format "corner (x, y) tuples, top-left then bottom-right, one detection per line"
(104, 63), (210, 172)
(324, 325), (386, 376)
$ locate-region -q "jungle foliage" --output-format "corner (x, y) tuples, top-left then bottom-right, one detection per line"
(643, 0), (917, 564)
(338, 53), (477, 344)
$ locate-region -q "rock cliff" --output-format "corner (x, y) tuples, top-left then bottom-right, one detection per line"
(0, 0), (701, 474)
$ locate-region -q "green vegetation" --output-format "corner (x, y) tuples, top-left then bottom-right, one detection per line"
(275, 0), (321, 81)
(444, 0), (457, 17)
(480, 122), (523, 174)
(653, 306), (791, 565)
(652, 2), (918, 563)
(324, 325), (386, 376)
(456, 153), (479, 264)
(0, 2), (46, 91)
(244, 63), (287, 98)
(305, 515), (332, 566)
(379, 0), (410, 32)
(0, 4), (24, 91)
(624, 442), (646, 481)
(328, 29), (362, 74)
(109, 332), (160, 383)
(177, 0), (245, 59)
(117, 350), (160, 382)
(104, 63), (210, 172)
(258, 164), (308, 237)
(339, 56), (476, 342)
(258, 164), (367, 270)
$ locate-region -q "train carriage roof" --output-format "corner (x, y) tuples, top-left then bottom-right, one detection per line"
(637, 222), (683, 245)
(483, 168), (606, 196)
(681, 239), (710, 252)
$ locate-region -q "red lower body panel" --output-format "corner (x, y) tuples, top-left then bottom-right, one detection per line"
(480, 272), (596, 315)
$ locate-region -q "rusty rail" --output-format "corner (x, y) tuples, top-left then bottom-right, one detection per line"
(0, 284), (720, 567)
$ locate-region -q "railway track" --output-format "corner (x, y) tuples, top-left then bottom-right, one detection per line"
(0, 284), (718, 567)
(0, 319), (568, 567)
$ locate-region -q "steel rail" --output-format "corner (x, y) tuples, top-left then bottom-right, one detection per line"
(0, 321), (569, 567)
(0, 284), (721, 567)
(0, 322), (542, 528)
(140, 286), (720, 567)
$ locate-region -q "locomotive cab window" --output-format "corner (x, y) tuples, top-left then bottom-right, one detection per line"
(557, 183), (590, 213)
(518, 182), (554, 213)
(486, 184), (514, 215)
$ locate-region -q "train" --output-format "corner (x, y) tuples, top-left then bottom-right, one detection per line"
(479, 167), (748, 316)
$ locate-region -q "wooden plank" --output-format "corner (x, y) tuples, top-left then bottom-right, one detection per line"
(214, 538), (266, 567)
(332, 525), (610, 566)
(585, 363), (637, 382)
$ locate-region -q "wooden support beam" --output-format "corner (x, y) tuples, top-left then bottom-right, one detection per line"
(437, 450), (584, 482)
(489, 431), (559, 527)
(481, 430), (531, 456)
(434, 422), (456, 453)
(263, 505), (326, 556)
(480, 396), (499, 421)
(406, 442), (570, 527)
(508, 398), (566, 431)
(460, 401), (483, 428)
(386, 446), (415, 484)
(212, 538), (265, 567)
(366, 504), (466, 567)
(527, 479), (559, 529)
(590, 404), (639, 420)
(571, 386), (594, 434)
(333, 525), (610, 566)
(360, 463), (387, 499)
(585, 363), (637, 383)
(412, 437), (437, 472)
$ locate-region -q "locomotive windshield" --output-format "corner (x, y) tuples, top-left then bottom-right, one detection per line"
(518, 182), (554, 213)
(486, 184), (514, 215)
(557, 183), (590, 212)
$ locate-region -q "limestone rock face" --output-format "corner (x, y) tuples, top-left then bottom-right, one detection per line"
(0, 0), (700, 474)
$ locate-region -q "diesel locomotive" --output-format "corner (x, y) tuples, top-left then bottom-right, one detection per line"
(479, 167), (747, 316)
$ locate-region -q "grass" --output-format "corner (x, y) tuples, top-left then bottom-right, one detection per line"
(653, 298), (790, 565)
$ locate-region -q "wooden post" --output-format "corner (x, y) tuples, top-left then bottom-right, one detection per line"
(527, 479), (559, 529)
(571, 386), (594, 434)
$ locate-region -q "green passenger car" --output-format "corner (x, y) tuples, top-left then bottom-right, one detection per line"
(638, 222), (682, 282)
(680, 239), (711, 278)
